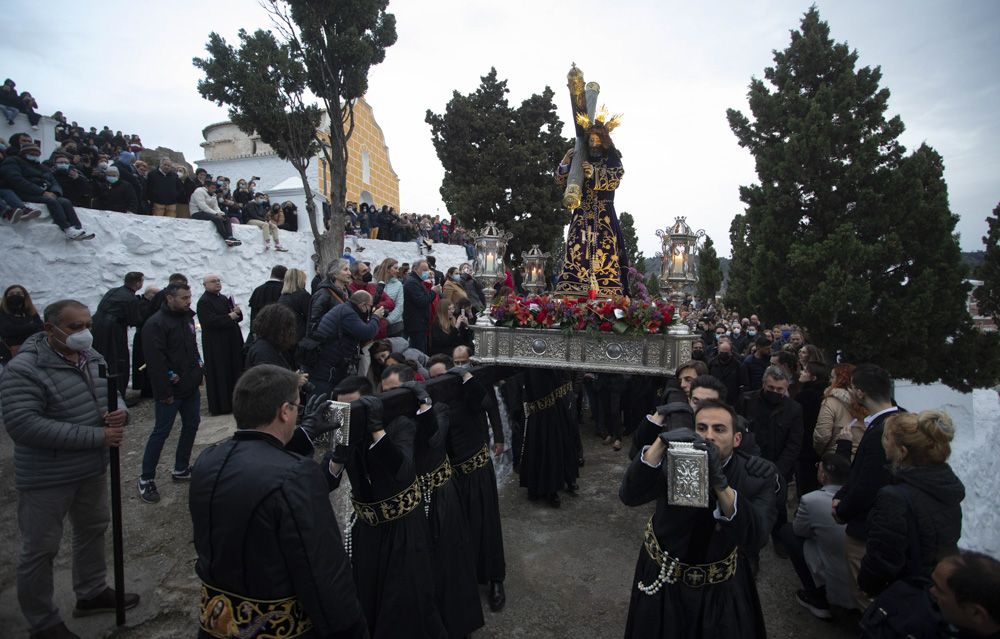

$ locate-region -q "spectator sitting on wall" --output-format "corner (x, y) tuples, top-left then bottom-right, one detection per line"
(0, 79), (21, 125)
(188, 179), (241, 247)
(243, 192), (286, 252)
(279, 201), (297, 232)
(96, 165), (139, 213)
(146, 158), (181, 217)
(0, 141), (40, 224)
(0, 143), (93, 239)
(48, 151), (93, 208)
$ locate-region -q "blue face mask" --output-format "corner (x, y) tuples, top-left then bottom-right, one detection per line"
(107, 176), (119, 184)
(421, 271), (432, 281)
(452, 275), (462, 282)
(55, 163), (70, 171)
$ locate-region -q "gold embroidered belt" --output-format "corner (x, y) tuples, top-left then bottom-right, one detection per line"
(351, 480), (423, 527)
(523, 382), (573, 417)
(454, 444), (490, 475)
(421, 456), (453, 491)
(199, 582), (312, 639)
(642, 517), (738, 589)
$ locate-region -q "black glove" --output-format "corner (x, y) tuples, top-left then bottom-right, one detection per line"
(654, 402), (695, 432)
(330, 444), (349, 466)
(399, 380), (432, 409)
(656, 426), (697, 448)
(300, 392), (335, 438)
(694, 439), (729, 493)
(447, 364), (471, 379)
(661, 387), (687, 406)
(357, 395), (384, 434)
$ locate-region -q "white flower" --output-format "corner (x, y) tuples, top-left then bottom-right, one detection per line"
(614, 308), (625, 319)
(529, 303), (541, 313)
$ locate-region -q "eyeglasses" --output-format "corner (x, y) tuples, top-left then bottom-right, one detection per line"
(287, 402), (301, 411)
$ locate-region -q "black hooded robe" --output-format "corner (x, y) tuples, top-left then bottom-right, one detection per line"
(92, 285), (141, 395)
(196, 292), (244, 415)
(519, 369), (580, 498)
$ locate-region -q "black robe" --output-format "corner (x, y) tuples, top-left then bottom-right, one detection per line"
(340, 415), (447, 639)
(413, 404), (484, 637)
(196, 292), (244, 415)
(519, 369), (580, 497)
(92, 285), (141, 395)
(446, 374), (506, 584)
(248, 279), (283, 324)
(620, 451), (778, 639)
(131, 295), (156, 397)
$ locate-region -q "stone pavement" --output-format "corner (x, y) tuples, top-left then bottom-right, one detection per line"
(0, 400), (859, 638)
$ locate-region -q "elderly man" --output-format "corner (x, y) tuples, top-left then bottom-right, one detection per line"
(1, 300), (139, 639)
(0, 142), (93, 239)
(189, 180), (240, 247)
(196, 275), (244, 415)
(402, 259), (437, 354)
(145, 158), (181, 217)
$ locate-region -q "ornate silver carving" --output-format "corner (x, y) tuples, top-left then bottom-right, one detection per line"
(471, 326), (694, 377)
(666, 442), (709, 508)
(323, 400), (352, 447)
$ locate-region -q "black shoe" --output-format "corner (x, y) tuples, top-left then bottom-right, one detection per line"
(488, 581), (506, 612)
(547, 492), (561, 508)
(171, 466), (193, 482)
(796, 589), (832, 619)
(137, 478), (160, 503)
(73, 587), (140, 617)
(566, 482), (579, 493)
(124, 395), (142, 408)
(29, 622), (82, 639)
(578, 456), (585, 467)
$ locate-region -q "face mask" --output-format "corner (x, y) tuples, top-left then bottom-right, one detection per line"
(0, 143), (6, 151)
(256, 198), (265, 204)
(55, 162), (70, 171)
(691, 350), (705, 361)
(421, 271), (432, 281)
(6, 295), (25, 311)
(53, 326), (94, 352)
(747, 330), (757, 337)
(362, 272), (373, 283)
(762, 390), (783, 405)
(26, 154), (42, 163)
(107, 176), (119, 184)
(452, 275), (462, 282)
(718, 352), (732, 362)
(732, 328), (741, 335)
(97, 161), (109, 170)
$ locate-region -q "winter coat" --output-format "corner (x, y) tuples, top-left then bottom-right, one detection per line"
(383, 278), (404, 326)
(708, 353), (742, 404)
(53, 168), (93, 207)
(278, 289), (311, 341)
(441, 280), (468, 307)
(858, 463), (965, 596)
(306, 280), (349, 337)
(141, 306), (203, 401)
(0, 155), (60, 198)
(243, 200), (270, 223)
(813, 387), (865, 457)
(311, 302), (380, 382)
(737, 389), (803, 479)
(97, 180), (139, 213)
(245, 337), (292, 370)
(0, 332), (124, 491)
(145, 168), (182, 205)
(402, 272), (436, 334)
(460, 274), (485, 310)
(189, 186), (223, 215)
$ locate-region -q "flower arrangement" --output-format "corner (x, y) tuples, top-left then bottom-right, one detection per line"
(490, 293), (675, 336)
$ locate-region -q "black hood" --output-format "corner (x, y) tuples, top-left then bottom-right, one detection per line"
(894, 463), (965, 506)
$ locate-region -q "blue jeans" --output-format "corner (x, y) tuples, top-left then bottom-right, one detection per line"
(141, 393), (201, 480)
(0, 188), (26, 209)
(0, 105), (18, 124)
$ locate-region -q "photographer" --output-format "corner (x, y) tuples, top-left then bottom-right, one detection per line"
(428, 299), (471, 357)
(311, 291), (384, 397)
(189, 365), (367, 639)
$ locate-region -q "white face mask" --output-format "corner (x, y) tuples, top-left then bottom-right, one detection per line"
(54, 326), (94, 352)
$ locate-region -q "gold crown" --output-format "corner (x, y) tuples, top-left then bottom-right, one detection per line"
(576, 105), (623, 132)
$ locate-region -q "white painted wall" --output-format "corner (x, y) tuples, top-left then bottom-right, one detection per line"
(0, 206), (471, 336)
(893, 381), (1000, 556)
(0, 113), (58, 157)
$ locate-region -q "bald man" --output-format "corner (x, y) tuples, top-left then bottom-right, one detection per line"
(196, 274), (244, 415)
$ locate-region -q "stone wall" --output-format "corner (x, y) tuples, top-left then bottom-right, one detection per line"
(0, 206), (471, 333)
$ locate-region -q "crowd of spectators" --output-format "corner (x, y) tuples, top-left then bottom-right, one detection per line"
(342, 201), (477, 259)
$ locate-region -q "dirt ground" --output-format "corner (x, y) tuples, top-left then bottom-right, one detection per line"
(0, 398), (860, 638)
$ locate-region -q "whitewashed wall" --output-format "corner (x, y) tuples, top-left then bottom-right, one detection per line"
(1, 113), (58, 157)
(893, 382), (1000, 556)
(0, 207), (471, 332)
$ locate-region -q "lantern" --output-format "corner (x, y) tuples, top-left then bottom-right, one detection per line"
(520, 245), (551, 295)
(473, 221), (513, 307)
(655, 217), (705, 334)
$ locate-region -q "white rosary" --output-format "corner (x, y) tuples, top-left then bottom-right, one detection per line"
(637, 554), (679, 595)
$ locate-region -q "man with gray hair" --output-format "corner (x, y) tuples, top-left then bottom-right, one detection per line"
(1, 299), (139, 638)
(307, 258), (352, 336)
(737, 364), (803, 552)
(145, 157), (181, 218)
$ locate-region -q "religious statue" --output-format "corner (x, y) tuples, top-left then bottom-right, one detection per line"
(554, 65), (629, 298)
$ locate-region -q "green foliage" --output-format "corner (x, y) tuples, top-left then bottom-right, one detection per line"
(645, 273), (661, 298)
(426, 68), (571, 264)
(973, 203), (1000, 323)
(726, 7), (996, 389)
(619, 211), (644, 271)
(697, 235), (722, 302)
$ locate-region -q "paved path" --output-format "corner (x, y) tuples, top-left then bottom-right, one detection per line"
(0, 402), (859, 638)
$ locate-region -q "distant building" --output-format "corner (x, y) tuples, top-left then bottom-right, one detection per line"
(967, 279), (997, 332)
(197, 96), (400, 215)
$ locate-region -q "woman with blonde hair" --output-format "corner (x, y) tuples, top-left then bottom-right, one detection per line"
(277, 268), (310, 340)
(374, 258), (405, 336)
(813, 363), (867, 457)
(442, 266), (469, 307)
(858, 410), (964, 596)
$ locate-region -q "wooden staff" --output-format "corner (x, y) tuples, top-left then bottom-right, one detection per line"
(98, 363), (127, 626)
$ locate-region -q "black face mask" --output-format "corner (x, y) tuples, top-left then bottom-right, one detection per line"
(762, 390), (783, 405)
(362, 272), (373, 283)
(717, 352), (732, 363)
(691, 350), (705, 361)
(6, 295), (25, 311)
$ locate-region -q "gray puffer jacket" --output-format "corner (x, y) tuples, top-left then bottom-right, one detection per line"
(1, 332), (122, 491)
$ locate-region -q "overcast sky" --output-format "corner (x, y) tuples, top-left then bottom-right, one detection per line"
(6, 0), (997, 258)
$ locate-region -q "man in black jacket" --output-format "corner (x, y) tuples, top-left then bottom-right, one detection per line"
(95, 166), (139, 213)
(0, 143), (93, 239)
(403, 260), (437, 354)
(138, 283), (204, 504)
(92, 271), (145, 396)
(708, 337), (741, 404)
(307, 259), (351, 336)
(146, 158), (181, 217)
(190, 365), (367, 639)
(832, 363), (901, 607)
(248, 265), (287, 325)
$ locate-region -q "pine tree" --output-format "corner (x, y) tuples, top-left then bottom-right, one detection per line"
(426, 68), (570, 263)
(723, 214), (751, 312)
(726, 7), (997, 389)
(697, 235), (722, 302)
(619, 211), (644, 272)
(973, 203), (1000, 323)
